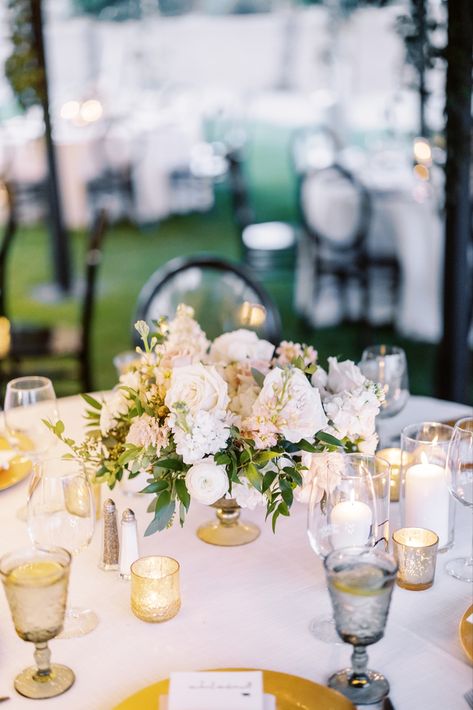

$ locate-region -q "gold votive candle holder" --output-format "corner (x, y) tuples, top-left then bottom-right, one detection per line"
(131, 556), (181, 622)
(392, 527), (439, 591)
(378, 448), (403, 502)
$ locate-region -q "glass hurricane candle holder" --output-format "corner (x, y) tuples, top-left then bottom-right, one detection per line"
(131, 556), (181, 623)
(392, 527), (439, 591)
(377, 448), (403, 502)
(400, 422), (454, 552)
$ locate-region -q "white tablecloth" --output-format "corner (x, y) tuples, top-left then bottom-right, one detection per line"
(0, 395), (472, 710)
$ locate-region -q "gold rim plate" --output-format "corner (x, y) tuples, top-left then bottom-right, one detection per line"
(113, 668), (354, 710)
(460, 604), (473, 665)
(0, 436), (31, 491)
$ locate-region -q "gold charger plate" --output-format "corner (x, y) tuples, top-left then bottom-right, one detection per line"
(0, 435), (32, 492)
(460, 604), (473, 664)
(113, 668), (354, 710)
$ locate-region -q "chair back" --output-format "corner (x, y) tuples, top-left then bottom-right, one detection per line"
(0, 183), (17, 318)
(133, 255), (282, 346)
(299, 165), (371, 253)
(226, 149), (255, 234)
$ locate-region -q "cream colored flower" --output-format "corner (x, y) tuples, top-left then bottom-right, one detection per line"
(165, 363), (229, 417)
(326, 357), (366, 394)
(252, 367), (327, 443)
(185, 458), (229, 505)
(210, 329), (274, 364)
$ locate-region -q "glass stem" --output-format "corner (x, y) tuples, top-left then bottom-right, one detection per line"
(33, 642), (52, 680)
(350, 645), (370, 685)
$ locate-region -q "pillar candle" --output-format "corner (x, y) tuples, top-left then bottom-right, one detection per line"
(404, 462), (450, 546)
(331, 500), (373, 549)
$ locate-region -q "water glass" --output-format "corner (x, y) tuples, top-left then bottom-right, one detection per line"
(27, 457), (98, 637)
(359, 345), (409, 446)
(0, 546), (74, 699)
(445, 417), (473, 582)
(325, 546), (397, 705)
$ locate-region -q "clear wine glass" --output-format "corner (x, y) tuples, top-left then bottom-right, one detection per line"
(325, 546), (397, 705)
(0, 545), (74, 699)
(445, 417), (473, 582)
(359, 345), (409, 446)
(307, 453), (380, 644)
(27, 457), (98, 638)
(3, 376), (59, 518)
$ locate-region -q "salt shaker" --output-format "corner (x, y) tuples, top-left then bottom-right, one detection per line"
(119, 508), (139, 580)
(100, 498), (119, 570)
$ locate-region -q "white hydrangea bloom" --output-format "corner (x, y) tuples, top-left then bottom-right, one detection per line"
(171, 410), (230, 465)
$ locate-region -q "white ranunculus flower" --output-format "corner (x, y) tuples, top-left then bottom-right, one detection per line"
(165, 363), (229, 416)
(232, 480), (265, 510)
(185, 458), (229, 505)
(326, 357), (366, 394)
(311, 366), (328, 395)
(210, 329), (274, 364)
(252, 367), (327, 443)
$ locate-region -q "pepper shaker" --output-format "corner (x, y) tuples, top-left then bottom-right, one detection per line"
(119, 509), (140, 580)
(100, 498), (119, 570)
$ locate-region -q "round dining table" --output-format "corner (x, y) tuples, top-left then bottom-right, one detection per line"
(0, 393), (472, 710)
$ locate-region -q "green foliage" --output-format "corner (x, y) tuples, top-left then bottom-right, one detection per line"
(4, 0), (45, 110)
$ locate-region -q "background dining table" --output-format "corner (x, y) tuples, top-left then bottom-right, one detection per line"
(0, 393), (472, 710)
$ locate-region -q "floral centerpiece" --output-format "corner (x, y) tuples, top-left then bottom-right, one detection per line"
(50, 305), (383, 537)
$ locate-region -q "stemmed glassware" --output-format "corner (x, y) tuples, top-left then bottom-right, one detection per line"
(27, 457), (98, 637)
(3, 376), (59, 518)
(324, 546), (398, 705)
(445, 417), (473, 582)
(359, 345), (409, 446)
(0, 546), (75, 699)
(307, 453), (382, 643)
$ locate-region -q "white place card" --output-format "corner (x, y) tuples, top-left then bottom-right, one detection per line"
(167, 671), (264, 710)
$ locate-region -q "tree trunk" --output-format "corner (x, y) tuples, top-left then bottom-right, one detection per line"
(436, 0), (473, 402)
(31, 0), (72, 293)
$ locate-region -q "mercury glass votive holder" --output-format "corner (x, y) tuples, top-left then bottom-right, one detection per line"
(377, 448), (403, 502)
(392, 527), (439, 591)
(131, 556), (181, 622)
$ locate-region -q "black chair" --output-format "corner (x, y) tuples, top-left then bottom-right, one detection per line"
(297, 164), (400, 327)
(226, 149), (297, 275)
(132, 254), (282, 346)
(0, 193), (108, 393)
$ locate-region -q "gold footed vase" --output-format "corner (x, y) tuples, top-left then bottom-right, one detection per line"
(197, 498), (260, 546)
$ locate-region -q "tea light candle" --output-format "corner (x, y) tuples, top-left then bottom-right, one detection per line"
(404, 459), (450, 546)
(131, 556), (180, 623)
(331, 499), (373, 549)
(392, 527), (439, 590)
(378, 448), (402, 502)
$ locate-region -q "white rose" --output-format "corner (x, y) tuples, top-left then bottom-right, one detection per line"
(165, 363), (229, 416)
(210, 329), (274, 364)
(185, 458), (229, 505)
(327, 357), (366, 394)
(253, 367), (327, 443)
